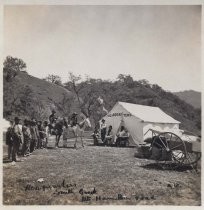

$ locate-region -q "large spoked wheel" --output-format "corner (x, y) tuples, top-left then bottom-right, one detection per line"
(152, 132), (187, 170)
(183, 152), (201, 171)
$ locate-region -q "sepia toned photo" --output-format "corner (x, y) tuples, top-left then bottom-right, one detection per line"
(2, 3), (202, 206)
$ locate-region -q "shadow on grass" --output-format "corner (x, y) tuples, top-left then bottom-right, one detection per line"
(46, 146), (76, 149)
(141, 163), (194, 172)
(89, 143), (136, 148)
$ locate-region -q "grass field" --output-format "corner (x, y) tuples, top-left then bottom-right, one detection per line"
(3, 137), (201, 205)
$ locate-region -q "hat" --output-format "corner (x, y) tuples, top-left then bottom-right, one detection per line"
(24, 119), (28, 124)
(52, 110), (56, 113)
(73, 112), (78, 115)
(14, 117), (21, 122)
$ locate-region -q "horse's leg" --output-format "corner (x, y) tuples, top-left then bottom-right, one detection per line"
(55, 135), (59, 148)
(63, 136), (67, 148)
(74, 134), (77, 149)
(55, 135), (58, 147)
(58, 134), (61, 147)
(80, 131), (84, 147)
(73, 128), (77, 149)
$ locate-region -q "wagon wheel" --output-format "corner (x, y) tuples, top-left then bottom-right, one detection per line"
(183, 152), (201, 171)
(152, 132), (187, 170)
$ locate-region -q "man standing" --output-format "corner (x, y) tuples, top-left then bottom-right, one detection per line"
(33, 119), (40, 149)
(100, 119), (107, 143)
(22, 119), (31, 156)
(43, 121), (49, 148)
(70, 112), (79, 148)
(37, 121), (44, 149)
(6, 120), (14, 160)
(30, 119), (39, 152)
(12, 117), (23, 164)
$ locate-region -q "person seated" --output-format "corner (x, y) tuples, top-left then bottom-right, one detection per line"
(104, 125), (113, 146)
(91, 127), (100, 146)
(115, 126), (129, 147)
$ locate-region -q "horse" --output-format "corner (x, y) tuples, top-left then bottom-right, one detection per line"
(67, 117), (92, 148)
(51, 116), (91, 148)
(47, 118), (64, 148)
(54, 119), (64, 148)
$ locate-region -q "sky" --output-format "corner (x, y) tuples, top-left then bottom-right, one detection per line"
(3, 5), (201, 92)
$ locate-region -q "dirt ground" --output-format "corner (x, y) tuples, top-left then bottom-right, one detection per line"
(3, 137), (201, 205)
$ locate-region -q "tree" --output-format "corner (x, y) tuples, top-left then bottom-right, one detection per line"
(30, 97), (50, 120)
(65, 73), (105, 120)
(65, 72), (86, 114)
(195, 108), (201, 130)
(152, 84), (163, 92)
(138, 79), (150, 87)
(3, 56), (27, 81)
(3, 83), (34, 118)
(117, 74), (134, 87)
(53, 92), (74, 116)
(44, 74), (62, 85)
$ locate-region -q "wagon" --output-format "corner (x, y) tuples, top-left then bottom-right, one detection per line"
(142, 129), (201, 171)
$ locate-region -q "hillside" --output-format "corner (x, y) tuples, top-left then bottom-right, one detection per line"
(65, 78), (201, 135)
(174, 90), (201, 109)
(3, 72), (201, 135)
(3, 71), (80, 121)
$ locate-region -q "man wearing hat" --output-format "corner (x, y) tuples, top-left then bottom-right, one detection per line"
(22, 119), (31, 156)
(12, 117), (23, 163)
(33, 118), (40, 149)
(30, 119), (40, 152)
(49, 110), (57, 125)
(70, 112), (78, 127)
(100, 119), (107, 143)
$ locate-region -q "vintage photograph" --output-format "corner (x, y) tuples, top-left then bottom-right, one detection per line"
(2, 4), (201, 206)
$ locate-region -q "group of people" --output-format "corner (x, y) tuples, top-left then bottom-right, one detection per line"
(5, 112), (130, 164)
(92, 119), (130, 146)
(5, 116), (50, 165)
(5, 110), (79, 165)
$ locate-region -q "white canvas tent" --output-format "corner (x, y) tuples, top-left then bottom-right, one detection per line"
(102, 102), (181, 146)
(2, 118), (11, 132)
